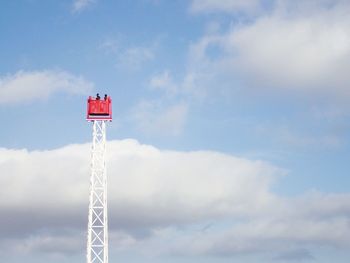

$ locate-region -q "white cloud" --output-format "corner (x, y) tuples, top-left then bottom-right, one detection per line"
(132, 101), (188, 136)
(16, 233), (84, 255)
(117, 46), (155, 70)
(72, 0), (96, 13)
(167, 217), (350, 257)
(255, 125), (343, 149)
(190, 0), (348, 15)
(99, 38), (156, 70)
(0, 70), (93, 105)
(134, 71), (191, 135)
(141, 192), (350, 258)
(149, 71), (179, 96)
(99, 39), (119, 54)
(190, 0), (261, 14)
(148, 68), (220, 102)
(185, 1), (350, 100)
(0, 140), (349, 259)
(0, 139), (278, 232)
(226, 7), (350, 96)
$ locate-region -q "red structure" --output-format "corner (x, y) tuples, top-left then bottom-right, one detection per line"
(87, 95), (112, 121)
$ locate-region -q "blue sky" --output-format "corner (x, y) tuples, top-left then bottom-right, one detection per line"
(0, 1), (350, 262)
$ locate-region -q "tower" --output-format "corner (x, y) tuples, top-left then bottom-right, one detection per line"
(86, 94), (112, 263)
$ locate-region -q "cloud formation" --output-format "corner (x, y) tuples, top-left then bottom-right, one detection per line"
(0, 140), (349, 260)
(72, 0), (96, 13)
(190, 0), (261, 14)
(100, 38), (156, 70)
(226, 4), (350, 96)
(132, 100), (188, 136)
(0, 70), (93, 105)
(0, 140), (277, 233)
(118, 46), (155, 70)
(150, 71), (179, 96)
(185, 1), (350, 100)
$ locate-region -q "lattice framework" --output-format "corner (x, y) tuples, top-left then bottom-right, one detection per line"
(87, 120), (108, 263)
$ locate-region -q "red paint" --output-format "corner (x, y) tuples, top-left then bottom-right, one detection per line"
(87, 96), (112, 121)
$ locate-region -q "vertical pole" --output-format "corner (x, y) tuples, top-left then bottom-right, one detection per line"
(87, 120), (108, 263)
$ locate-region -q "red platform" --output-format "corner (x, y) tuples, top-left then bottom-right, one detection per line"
(87, 96), (112, 121)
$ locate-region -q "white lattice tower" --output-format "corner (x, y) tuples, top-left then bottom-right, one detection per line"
(87, 120), (108, 263)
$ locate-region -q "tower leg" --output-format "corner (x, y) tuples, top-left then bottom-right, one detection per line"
(87, 120), (108, 263)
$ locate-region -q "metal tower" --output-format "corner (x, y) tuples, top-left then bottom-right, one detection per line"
(86, 95), (112, 263)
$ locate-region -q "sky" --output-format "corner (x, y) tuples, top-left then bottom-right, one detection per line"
(0, 0), (350, 262)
